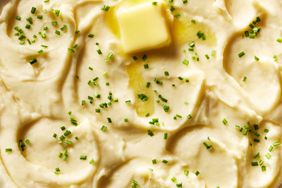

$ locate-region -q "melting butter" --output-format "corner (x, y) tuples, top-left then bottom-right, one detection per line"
(127, 63), (155, 117)
(172, 15), (216, 46)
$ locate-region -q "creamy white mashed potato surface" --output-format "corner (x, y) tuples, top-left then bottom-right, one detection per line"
(0, 0), (282, 188)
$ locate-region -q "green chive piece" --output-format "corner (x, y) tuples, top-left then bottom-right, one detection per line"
(31, 7), (36, 14)
(238, 51), (245, 58)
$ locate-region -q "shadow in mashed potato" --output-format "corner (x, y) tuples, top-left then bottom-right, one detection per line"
(0, 0), (9, 14)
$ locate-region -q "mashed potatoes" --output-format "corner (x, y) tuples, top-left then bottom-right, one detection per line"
(0, 0), (281, 188)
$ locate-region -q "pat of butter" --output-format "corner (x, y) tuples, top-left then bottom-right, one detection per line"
(116, 1), (171, 53)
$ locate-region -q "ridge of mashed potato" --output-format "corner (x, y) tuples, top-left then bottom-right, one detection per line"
(0, 0), (281, 188)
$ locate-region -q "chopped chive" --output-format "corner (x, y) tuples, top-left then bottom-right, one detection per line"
(107, 117), (112, 123)
(25, 139), (31, 145)
(273, 55), (278, 62)
(58, 149), (68, 161)
(171, 177), (177, 183)
(97, 49), (102, 55)
(25, 24), (31, 29)
(70, 117), (78, 126)
(182, 59), (189, 66)
(152, 159), (157, 164)
(222, 118), (228, 126)
(54, 168), (61, 175)
(52, 21), (58, 27)
(154, 78), (163, 85)
(125, 100), (132, 104)
(64, 130), (71, 137)
(100, 125), (108, 132)
(184, 169), (189, 176)
(101, 5), (110, 11)
(132, 56), (138, 61)
(265, 153), (271, 160)
(54, 10), (60, 17)
(75, 30), (80, 35)
(89, 159), (95, 165)
(211, 50), (216, 58)
(203, 142), (212, 150)
(29, 58), (38, 65)
(26, 17), (33, 24)
(163, 105), (170, 112)
(196, 31), (206, 40)
(244, 17), (261, 39)
(15, 16), (21, 21)
(131, 180), (139, 188)
(142, 54), (148, 61)
(5, 148), (12, 154)
(162, 159), (168, 164)
(163, 133), (168, 140)
(18, 139), (26, 151)
(80, 155), (87, 160)
(55, 30), (61, 35)
(37, 15), (43, 20)
(88, 33), (94, 38)
(137, 93), (149, 101)
(105, 52), (114, 63)
(277, 38), (282, 43)
(60, 25), (68, 32)
(238, 51), (245, 58)
(147, 129), (154, 136)
(242, 76), (248, 82)
(31, 7), (36, 14)
(81, 100), (87, 106)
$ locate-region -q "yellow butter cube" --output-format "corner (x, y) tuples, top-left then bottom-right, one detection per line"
(116, 1), (171, 53)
